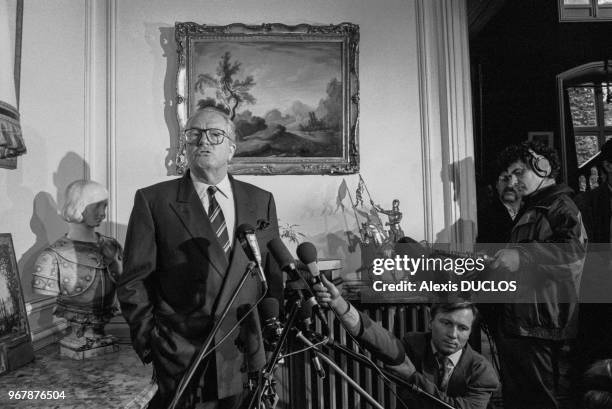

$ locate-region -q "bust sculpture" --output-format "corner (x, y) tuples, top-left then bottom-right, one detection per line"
(32, 180), (122, 359)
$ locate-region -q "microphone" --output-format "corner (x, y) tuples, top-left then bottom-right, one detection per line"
(236, 304), (266, 377)
(259, 298), (282, 352)
(236, 224), (267, 290)
(268, 238), (329, 335)
(296, 242), (322, 286)
(297, 298), (314, 329)
(310, 346), (326, 379)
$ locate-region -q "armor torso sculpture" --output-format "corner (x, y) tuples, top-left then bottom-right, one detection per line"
(33, 234), (122, 326)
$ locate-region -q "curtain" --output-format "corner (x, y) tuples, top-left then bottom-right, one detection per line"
(0, 0), (25, 168)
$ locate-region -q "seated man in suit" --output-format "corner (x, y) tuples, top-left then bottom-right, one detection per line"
(118, 107), (282, 409)
(314, 275), (499, 409)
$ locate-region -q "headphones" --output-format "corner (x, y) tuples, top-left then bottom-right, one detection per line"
(527, 148), (551, 178)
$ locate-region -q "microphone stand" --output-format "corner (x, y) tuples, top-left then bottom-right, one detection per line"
(296, 332), (385, 409)
(312, 332), (456, 409)
(242, 287), (305, 409)
(168, 261), (260, 409)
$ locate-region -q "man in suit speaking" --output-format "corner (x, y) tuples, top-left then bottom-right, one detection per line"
(118, 107), (282, 409)
(314, 275), (499, 409)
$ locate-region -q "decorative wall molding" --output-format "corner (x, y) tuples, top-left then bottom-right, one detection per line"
(83, 0), (118, 238)
(416, 0), (477, 251)
(107, 0), (118, 239)
(84, 0), (92, 180)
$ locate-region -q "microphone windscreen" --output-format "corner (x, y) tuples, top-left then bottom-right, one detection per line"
(260, 298), (279, 322)
(395, 237), (429, 259)
(397, 236), (418, 243)
(296, 242), (317, 264)
(267, 237), (294, 268)
(236, 223), (255, 238)
(298, 299), (313, 322)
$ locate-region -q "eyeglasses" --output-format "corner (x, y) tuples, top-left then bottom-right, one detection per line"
(183, 128), (231, 145)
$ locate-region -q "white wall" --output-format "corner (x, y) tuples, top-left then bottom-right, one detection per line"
(1, 0), (475, 311)
(0, 0), (424, 302)
(1, 0), (88, 300)
(112, 0), (424, 276)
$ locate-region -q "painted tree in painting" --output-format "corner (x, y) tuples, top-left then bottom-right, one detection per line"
(194, 52), (256, 120)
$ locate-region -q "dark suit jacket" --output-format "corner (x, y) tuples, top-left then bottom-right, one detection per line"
(476, 196), (516, 244)
(118, 172), (282, 406)
(574, 184), (610, 243)
(359, 312), (499, 409)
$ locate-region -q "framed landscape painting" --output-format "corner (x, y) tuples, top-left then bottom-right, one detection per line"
(175, 23), (360, 175)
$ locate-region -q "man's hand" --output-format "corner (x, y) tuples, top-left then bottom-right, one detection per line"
(315, 274), (363, 336)
(491, 248), (520, 272)
(313, 274), (347, 313)
(385, 356), (416, 381)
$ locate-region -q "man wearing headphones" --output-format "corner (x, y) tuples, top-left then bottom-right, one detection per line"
(490, 141), (587, 409)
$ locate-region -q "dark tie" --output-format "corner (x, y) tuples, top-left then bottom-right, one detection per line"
(436, 353), (453, 391)
(207, 186), (231, 258)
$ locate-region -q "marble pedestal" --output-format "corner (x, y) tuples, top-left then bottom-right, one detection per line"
(59, 325), (119, 360)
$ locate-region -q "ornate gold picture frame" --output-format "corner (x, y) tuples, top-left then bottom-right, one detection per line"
(175, 22), (360, 175)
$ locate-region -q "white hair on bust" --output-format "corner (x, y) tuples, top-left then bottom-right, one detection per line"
(61, 180), (108, 223)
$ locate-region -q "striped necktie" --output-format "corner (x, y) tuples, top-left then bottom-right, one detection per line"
(436, 353), (453, 391)
(207, 186), (231, 258)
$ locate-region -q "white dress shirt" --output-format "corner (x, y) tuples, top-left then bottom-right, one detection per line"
(503, 202), (519, 220)
(190, 173), (236, 247)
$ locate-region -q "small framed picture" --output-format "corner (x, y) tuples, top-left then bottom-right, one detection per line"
(527, 131), (554, 148)
(0, 233), (34, 373)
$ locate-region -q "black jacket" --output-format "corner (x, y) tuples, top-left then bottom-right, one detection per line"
(502, 184), (587, 340)
(477, 196), (516, 244)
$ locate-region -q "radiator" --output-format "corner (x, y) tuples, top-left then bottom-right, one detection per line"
(283, 303), (431, 409)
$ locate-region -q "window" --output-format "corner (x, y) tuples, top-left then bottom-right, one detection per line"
(559, 0), (612, 21)
(567, 83), (612, 166)
(557, 62), (612, 188)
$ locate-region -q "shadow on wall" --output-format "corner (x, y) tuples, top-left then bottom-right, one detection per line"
(434, 156), (476, 247)
(155, 25), (180, 176)
(303, 194), (368, 282)
(17, 152), (128, 338)
(17, 152), (89, 301)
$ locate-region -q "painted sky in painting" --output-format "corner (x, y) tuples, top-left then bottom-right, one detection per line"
(193, 41), (341, 117)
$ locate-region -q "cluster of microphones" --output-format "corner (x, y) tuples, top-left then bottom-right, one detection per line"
(234, 224), (330, 382)
(230, 225), (465, 409)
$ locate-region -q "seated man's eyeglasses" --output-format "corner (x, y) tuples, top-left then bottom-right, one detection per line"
(183, 128), (231, 145)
